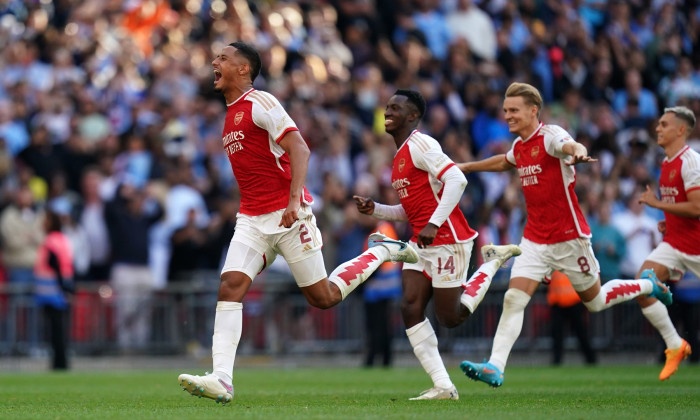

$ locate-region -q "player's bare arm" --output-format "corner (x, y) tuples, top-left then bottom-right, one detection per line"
(562, 142), (598, 166)
(457, 154), (511, 174)
(278, 130), (310, 228)
(639, 185), (700, 218)
(353, 195), (375, 215)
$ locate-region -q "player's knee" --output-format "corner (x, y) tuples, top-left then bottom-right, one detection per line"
(400, 299), (425, 325)
(436, 313), (462, 328)
(503, 288), (531, 311)
(305, 294), (336, 309)
(218, 272), (250, 301)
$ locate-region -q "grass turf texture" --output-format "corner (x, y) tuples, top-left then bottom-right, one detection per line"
(1, 365), (699, 420)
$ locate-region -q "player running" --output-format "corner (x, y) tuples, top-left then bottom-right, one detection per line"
(457, 82), (673, 388)
(354, 89), (520, 400)
(177, 42), (418, 404)
(636, 106), (698, 380)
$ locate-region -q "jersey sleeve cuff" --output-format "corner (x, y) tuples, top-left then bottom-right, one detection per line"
(437, 163), (456, 180)
(275, 127), (300, 144)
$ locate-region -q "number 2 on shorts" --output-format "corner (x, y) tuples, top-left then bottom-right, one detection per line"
(299, 223), (312, 244)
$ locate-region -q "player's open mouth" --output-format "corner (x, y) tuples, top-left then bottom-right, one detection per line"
(384, 118), (394, 127)
(214, 70), (222, 82)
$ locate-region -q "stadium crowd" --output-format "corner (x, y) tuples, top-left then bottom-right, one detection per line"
(0, 0), (699, 355)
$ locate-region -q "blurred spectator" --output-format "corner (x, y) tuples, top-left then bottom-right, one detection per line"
(446, 0), (497, 62)
(0, 99), (30, 156)
(612, 193), (662, 279)
(49, 197), (89, 280)
(105, 182), (163, 353)
(78, 167), (111, 281)
(589, 200), (626, 282)
(0, 186), (44, 353)
(613, 69), (659, 123)
(547, 271), (597, 366)
(34, 208), (74, 370)
(0, 186), (44, 286)
(409, 0), (453, 61)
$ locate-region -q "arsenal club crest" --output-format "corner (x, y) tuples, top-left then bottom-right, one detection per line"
(234, 112), (244, 125)
(669, 169), (677, 181)
(531, 146), (540, 158)
(398, 158), (406, 172)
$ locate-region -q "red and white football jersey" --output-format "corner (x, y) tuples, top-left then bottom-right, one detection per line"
(658, 145), (700, 255)
(392, 130), (476, 245)
(223, 89), (313, 216)
(505, 123), (591, 244)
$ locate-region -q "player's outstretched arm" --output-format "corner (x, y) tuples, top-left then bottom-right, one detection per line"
(562, 141), (598, 166)
(353, 195), (375, 215)
(639, 185), (700, 218)
(457, 154), (511, 174)
(353, 195), (408, 222)
(278, 131), (310, 228)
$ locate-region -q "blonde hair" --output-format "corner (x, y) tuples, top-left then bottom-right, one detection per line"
(505, 82), (543, 118)
(664, 106), (696, 131)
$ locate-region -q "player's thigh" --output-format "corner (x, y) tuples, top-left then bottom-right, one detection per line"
(275, 208), (324, 266)
(646, 242), (695, 282)
(401, 269), (432, 305)
(552, 238), (600, 292)
(221, 230), (275, 282)
(510, 238), (551, 284)
(287, 251), (328, 288)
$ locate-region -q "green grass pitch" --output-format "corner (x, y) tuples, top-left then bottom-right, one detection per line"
(1, 364), (699, 420)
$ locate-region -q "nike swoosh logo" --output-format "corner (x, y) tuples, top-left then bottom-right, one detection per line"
(483, 368), (496, 374)
(378, 240), (407, 251)
(218, 379), (233, 393)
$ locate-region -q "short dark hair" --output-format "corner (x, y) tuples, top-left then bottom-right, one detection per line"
(229, 41), (261, 82)
(394, 89), (426, 119)
(45, 210), (63, 233)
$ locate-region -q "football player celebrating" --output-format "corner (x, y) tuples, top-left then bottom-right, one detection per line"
(354, 89), (520, 400)
(178, 42), (418, 404)
(457, 82), (674, 388)
(636, 106), (699, 380)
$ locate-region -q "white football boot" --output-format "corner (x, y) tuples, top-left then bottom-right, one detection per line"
(481, 243), (521, 267)
(368, 232), (419, 263)
(409, 385), (459, 400)
(178, 373), (233, 405)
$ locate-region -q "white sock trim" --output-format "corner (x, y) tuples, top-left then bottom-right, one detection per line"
(216, 301), (243, 311)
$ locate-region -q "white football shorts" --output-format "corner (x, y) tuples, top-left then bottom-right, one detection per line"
(221, 205), (327, 287)
(511, 237), (600, 292)
(646, 241), (700, 282)
(402, 241), (474, 288)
